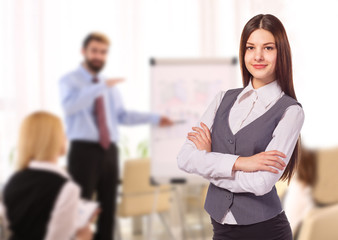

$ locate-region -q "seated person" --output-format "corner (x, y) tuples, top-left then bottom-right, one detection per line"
(283, 147), (316, 236)
(2, 111), (97, 240)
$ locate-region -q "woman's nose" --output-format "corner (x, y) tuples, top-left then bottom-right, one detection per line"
(254, 49), (264, 61)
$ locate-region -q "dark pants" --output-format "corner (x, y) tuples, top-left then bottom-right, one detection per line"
(211, 211), (293, 240)
(68, 140), (119, 240)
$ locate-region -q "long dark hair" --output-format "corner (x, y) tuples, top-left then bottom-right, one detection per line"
(239, 14), (300, 184)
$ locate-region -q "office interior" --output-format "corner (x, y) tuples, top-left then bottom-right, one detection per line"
(1, 0), (338, 239)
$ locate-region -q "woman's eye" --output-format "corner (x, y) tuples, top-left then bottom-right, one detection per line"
(246, 46), (254, 50)
(265, 46), (274, 50)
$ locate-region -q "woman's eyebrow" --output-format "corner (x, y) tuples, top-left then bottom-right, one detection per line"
(263, 42), (276, 45)
(246, 42), (276, 45)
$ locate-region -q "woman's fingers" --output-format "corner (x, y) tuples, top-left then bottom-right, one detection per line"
(266, 150), (287, 158)
(187, 126), (211, 151)
(258, 150), (287, 172)
(192, 126), (209, 143)
(188, 122), (211, 149)
(265, 156), (286, 167)
(187, 136), (201, 148)
(261, 166), (279, 174)
(264, 152), (286, 167)
(90, 208), (101, 222)
(264, 160), (285, 170)
(200, 122), (211, 142)
(188, 132), (204, 143)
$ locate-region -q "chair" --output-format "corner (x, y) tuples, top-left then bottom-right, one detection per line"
(275, 179), (289, 199)
(183, 184), (209, 240)
(297, 147), (338, 240)
(117, 158), (174, 240)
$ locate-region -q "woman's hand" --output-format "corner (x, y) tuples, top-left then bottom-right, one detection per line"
(89, 208), (101, 223)
(75, 225), (93, 240)
(75, 208), (100, 240)
(233, 150), (287, 174)
(187, 122), (211, 152)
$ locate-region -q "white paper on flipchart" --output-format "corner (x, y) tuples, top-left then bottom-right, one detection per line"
(150, 59), (239, 184)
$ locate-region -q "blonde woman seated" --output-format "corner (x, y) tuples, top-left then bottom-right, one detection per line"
(1, 111), (97, 240)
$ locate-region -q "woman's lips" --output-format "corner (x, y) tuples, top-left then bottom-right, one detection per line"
(253, 64), (267, 69)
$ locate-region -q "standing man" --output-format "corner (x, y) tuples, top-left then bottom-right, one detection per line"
(59, 32), (173, 240)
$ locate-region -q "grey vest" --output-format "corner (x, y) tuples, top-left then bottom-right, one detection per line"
(204, 87), (302, 225)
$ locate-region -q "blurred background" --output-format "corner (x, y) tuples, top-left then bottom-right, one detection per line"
(1, 0), (338, 239)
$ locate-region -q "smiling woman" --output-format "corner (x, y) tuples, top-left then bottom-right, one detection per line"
(177, 14), (304, 240)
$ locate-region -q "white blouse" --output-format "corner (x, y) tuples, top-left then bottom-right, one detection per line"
(177, 79), (305, 224)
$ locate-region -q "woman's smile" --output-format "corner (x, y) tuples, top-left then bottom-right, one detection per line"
(253, 64), (268, 69)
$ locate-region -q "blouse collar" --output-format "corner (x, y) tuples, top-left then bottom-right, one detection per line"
(28, 160), (70, 179)
(236, 77), (284, 108)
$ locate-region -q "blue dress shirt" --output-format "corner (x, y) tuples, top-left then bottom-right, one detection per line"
(59, 64), (161, 143)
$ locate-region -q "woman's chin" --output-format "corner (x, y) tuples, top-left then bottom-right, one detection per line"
(251, 72), (274, 82)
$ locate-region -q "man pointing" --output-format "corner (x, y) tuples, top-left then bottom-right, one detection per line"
(59, 32), (173, 240)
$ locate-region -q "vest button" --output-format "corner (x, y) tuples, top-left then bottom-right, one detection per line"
(228, 139), (234, 144)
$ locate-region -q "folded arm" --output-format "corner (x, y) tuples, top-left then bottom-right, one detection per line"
(177, 91), (240, 178)
(206, 104), (305, 196)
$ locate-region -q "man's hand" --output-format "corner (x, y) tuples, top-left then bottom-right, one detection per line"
(159, 116), (174, 127)
(187, 122), (211, 152)
(105, 78), (125, 87)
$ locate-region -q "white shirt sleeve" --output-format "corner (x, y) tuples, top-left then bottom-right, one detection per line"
(44, 181), (81, 240)
(207, 104), (305, 196)
(177, 90), (240, 178)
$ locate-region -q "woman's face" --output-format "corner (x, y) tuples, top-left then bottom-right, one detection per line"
(244, 29), (277, 85)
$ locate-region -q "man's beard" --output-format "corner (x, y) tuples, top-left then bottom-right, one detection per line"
(85, 58), (105, 73)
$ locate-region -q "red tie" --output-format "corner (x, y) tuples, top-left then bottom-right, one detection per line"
(93, 77), (110, 150)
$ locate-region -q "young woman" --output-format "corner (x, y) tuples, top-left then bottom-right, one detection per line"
(177, 14), (304, 239)
(2, 111), (95, 240)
